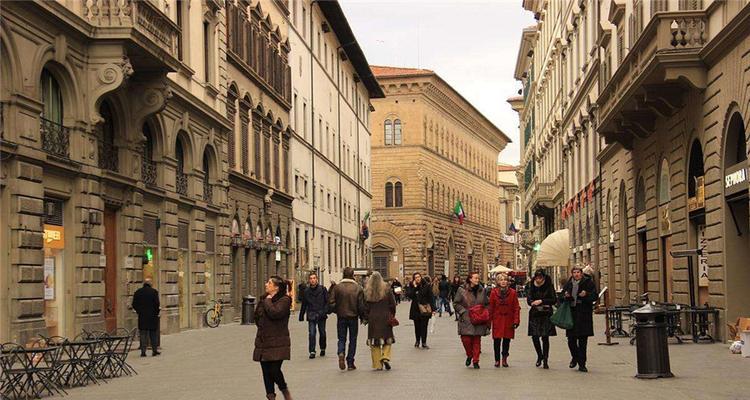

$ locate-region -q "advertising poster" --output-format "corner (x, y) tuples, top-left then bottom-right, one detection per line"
(44, 257), (55, 300)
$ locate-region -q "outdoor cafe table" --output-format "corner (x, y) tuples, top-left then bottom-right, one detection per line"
(60, 339), (101, 387)
(1, 346), (62, 399)
(94, 334), (134, 379)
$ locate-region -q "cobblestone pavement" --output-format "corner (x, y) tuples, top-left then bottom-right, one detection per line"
(64, 301), (748, 400)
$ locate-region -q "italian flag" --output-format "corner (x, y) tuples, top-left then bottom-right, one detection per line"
(453, 200), (466, 224)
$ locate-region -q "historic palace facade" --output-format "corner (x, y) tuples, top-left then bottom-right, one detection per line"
(370, 66), (510, 281)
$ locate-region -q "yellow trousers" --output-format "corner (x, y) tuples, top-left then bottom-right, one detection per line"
(370, 344), (392, 369)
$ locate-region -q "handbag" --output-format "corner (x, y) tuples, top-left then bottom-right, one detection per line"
(468, 304), (490, 325)
(532, 304), (553, 316)
(550, 302), (574, 330)
(418, 303), (432, 317)
(388, 314), (400, 327)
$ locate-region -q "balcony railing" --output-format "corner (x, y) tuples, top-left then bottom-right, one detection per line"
(142, 159), (157, 187)
(98, 140), (119, 172)
(40, 117), (70, 159)
(176, 171), (188, 196)
(203, 180), (213, 204)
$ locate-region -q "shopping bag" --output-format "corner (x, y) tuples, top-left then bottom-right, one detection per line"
(551, 302), (574, 330)
(429, 316), (436, 334)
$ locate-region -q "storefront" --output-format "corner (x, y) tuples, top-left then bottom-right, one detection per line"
(42, 200), (66, 338)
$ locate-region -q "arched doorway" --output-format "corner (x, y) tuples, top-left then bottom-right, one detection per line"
(635, 174), (647, 295)
(722, 111), (750, 335)
(687, 139), (706, 307)
(618, 182), (629, 304)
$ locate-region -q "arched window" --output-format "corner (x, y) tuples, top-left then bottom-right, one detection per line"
(635, 175), (646, 214)
(98, 101), (118, 172)
(176, 137), (187, 195)
(384, 119), (393, 145)
(394, 119), (402, 145)
(385, 182), (393, 207)
(688, 140), (704, 198)
(142, 123), (157, 186)
(658, 159), (670, 204)
(203, 150), (212, 203)
(40, 68), (68, 158)
(394, 182), (403, 207)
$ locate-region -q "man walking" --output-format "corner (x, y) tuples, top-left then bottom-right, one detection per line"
(329, 267), (364, 371)
(438, 274), (454, 317)
(299, 272), (328, 359)
(132, 278), (160, 357)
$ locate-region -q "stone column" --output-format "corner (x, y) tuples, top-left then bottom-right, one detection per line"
(121, 189), (144, 331)
(161, 200), (179, 333)
(73, 177), (106, 334)
(191, 209), (207, 327)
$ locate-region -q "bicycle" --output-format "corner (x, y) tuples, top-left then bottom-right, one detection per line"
(204, 300), (223, 328)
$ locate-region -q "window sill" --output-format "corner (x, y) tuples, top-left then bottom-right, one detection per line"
(204, 81), (219, 98)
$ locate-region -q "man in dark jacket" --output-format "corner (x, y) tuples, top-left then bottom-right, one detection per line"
(563, 266), (597, 372)
(132, 279), (160, 357)
(437, 275), (453, 317)
(328, 267), (364, 371)
(299, 272), (328, 359)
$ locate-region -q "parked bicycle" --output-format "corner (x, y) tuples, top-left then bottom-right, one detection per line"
(204, 300), (223, 328)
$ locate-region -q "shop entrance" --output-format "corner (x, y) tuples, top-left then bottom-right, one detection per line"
(43, 199), (66, 338)
(661, 236), (673, 302)
(104, 208), (118, 332)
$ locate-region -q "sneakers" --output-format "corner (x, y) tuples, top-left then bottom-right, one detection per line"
(383, 360), (391, 371)
(338, 353), (346, 370)
(347, 363), (356, 371)
(309, 352), (316, 359)
(465, 357), (472, 367)
(473, 362), (480, 369)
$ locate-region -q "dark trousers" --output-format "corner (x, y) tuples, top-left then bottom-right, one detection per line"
(531, 336), (550, 361)
(139, 329), (158, 354)
(413, 318), (429, 344)
(567, 336), (589, 366)
(438, 296), (452, 315)
(460, 335), (482, 363)
(260, 360), (287, 395)
(336, 317), (358, 364)
(493, 338), (511, 361)
(307, 318), (327, 353)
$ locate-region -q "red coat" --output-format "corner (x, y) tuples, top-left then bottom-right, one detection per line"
(488, 287), (520, 339)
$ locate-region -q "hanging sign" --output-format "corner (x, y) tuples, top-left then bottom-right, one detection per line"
(275, 250), (281, 262)
(43, 225), (65, 249)
(698, 224), (709, 287)
(724, 163), (748, 197)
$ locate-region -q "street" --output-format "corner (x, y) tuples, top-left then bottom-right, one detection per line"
(64, 302), (748, 400)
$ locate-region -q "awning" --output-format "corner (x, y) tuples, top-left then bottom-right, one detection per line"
(489, 265), (513, 274)
(536, 229), (570, 267)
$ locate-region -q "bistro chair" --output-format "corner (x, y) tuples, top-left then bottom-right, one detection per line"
(1, 343), (28, 400)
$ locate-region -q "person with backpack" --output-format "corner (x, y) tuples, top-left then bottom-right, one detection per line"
(453, 272), (490, 368)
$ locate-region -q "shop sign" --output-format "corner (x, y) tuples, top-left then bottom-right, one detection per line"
(275, 250), (281, 262)
(698, 224), (708, 287)
(659, 205), (671, 235)
(43, 225), (65, 249)
(688, 176), (705, 212)
(724, 163), (748, 197)
(44, 257), (55, 300)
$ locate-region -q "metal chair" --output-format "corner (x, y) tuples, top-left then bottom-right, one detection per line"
(0, 343), (28, 400)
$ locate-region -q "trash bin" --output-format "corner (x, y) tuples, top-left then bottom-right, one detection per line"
(741, 331), (750, 358)
(242, 295), (256, 325)
(633, 303), (674, 379)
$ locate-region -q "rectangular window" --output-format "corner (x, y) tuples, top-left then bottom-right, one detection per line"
(176, 0), (184, 61)
(203, 21), (211, 83)
(293, 94), (298, 132)
(302, 102), (307, 140)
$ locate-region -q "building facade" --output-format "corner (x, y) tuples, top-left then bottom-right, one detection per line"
(513, 0), (750, 339)
(370, 66), (510, 281)
(285, 0), (383, 285)
(1, 0), (232, 342)
(497, 163), (522, 270)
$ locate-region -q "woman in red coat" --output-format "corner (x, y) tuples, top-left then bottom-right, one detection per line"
(489, 273), (520, 368)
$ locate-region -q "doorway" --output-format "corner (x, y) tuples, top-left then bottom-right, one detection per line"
(104, 208), (118, 332)
(661, 236), (673, 302)
(427, 249), (434, 277)
(608, 245), (616, 305)
(637, 231), (647, 295)
(177, 221), (190, 329)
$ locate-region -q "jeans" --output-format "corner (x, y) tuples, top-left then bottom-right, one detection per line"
(260, 360), (287, 395)
(567, 336), (589, 366)
(413, 318), (429, 345)
(460, 335), (482, 363)
(336, 317), (358, 364)
(531, 336), (550, 361)
(493, 338), (511, 361)
(139, 329), (159, 354)
(307, 319), (327, 354)
(438, 296), (452, 315)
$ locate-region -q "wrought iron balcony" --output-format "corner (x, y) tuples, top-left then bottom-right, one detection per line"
(141, 159), (157, 187)
(98, 140), (119, 172)
(40, 117), (70, 159)
(203, 180), (213, 204)
(176, 171), (188, 196)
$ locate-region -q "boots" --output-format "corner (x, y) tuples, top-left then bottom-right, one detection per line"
(281, 389), (293, 400)
(502, 356), (509, 368)
(266, 394), (276, 400)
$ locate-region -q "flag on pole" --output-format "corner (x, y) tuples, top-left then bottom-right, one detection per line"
(509, 223), (518, 233)
(453, 200), (465, 224)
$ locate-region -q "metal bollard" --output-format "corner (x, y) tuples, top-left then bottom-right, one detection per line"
(633, 303), (674, 379)
(242, 295), (256, 325)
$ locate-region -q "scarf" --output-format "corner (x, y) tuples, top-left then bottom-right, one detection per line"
(499, 287), (509, 301)
(572, 278), (581, 306)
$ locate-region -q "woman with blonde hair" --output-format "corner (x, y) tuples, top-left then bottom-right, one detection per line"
(363, 272), (397, 370)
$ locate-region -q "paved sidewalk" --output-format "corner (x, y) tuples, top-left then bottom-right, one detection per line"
(64, 301), (748, 400)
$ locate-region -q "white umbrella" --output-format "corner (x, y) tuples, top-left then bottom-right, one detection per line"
(536, 229), (570, 267)
(489, 265), (513, 274)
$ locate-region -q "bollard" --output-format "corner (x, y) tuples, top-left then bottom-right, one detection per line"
(242, 295), (256, 325)
(633, 303), (673, 379)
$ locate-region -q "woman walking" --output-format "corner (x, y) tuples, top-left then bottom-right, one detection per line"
(253, 276), (293, 400)
(525, 269), (557, 369)
(363, 272), (397, 371)
(453, 272), (490, 368)
(406, 272), (434, 349)
(488, 273), (520, 368)
(562, 266), (597, 372)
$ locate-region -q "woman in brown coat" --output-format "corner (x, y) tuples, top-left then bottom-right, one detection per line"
(253, 276), (292, 400)
(363, 272), (397, 371)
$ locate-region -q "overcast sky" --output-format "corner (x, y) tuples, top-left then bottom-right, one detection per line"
(340, 0), (535, 166)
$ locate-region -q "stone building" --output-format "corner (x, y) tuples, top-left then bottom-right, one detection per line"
(286, 0), (383, 285)
(0, 0), (232, 342)
(370, 66), (510, 281)
(497, 163), (522, 270)
(224, 0), (294, 311)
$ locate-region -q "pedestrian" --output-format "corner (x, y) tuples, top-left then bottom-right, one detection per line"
(525, 269), (557, 369)
(363, 272), (397, 371)
(390, 278), (403, 304)
(437, 275), (453, 317)
(453, 272), (490, 368)
(406, 272), (434, 349)
(488, 273), (520, 368)
(449, 276), (461, 302)
(299, 272), (328, 359)
(562, 266), (597, 372)
(329, 267), (365, 371)
(253, 276), (293, 400)
(132, 278), (160, 357)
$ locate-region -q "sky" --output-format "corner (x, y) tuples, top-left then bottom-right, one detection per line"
(340, 0), (536, 166)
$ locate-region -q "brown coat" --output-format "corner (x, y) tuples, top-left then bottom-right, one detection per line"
(252, 294), (292, 362)
(364, 292), (397, 346)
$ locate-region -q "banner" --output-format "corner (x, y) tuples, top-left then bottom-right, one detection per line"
(501, 234), (516, 244)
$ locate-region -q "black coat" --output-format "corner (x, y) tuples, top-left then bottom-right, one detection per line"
(300, 284), (328, 321)
(525, 278), (557, 337)
(438, 280), (451, 298)
(406, 282), (434, 320)
(562, 276), (597, 337)
(132, 284), (160, 331)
